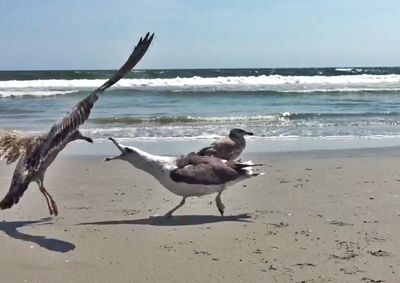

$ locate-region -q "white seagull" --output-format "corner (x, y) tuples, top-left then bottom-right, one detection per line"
(196, 128), (254, 160)
(0, 33), (154, 215)
(105, 137), (263, 217)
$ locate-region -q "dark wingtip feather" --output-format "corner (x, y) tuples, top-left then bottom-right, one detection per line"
(0, 193), (18, 210)
(149, 33), (155, 43)
(0, 171), (31, 210)
(144, 32), (154, 46)
(138, 32), (152, 47)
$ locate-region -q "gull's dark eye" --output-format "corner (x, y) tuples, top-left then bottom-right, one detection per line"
(125, 147), (134, 153)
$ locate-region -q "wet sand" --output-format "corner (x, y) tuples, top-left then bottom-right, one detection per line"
(1, 147), (400, 282)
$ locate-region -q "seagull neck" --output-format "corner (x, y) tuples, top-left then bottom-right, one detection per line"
(229, 134), (245, 144)
(125, 148), (168, 177)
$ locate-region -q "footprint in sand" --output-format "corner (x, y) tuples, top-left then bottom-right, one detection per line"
(367, 249), (390, 257)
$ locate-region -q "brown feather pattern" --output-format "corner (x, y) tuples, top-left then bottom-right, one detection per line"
(0, 132), (31, 164)
(0, 157), (32, 209)
(0, 32), (154, 212)
(29, 32), (154, 170)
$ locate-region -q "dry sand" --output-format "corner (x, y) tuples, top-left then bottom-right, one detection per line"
(1, 147), (400, 282)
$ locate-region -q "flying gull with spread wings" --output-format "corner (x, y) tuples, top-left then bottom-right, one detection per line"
(196, 128), (254, 160)
(105, 137), (263, 217)
(0, 32), (154, 215)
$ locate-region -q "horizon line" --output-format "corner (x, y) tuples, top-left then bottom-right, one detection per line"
(1, 65), (400, 72)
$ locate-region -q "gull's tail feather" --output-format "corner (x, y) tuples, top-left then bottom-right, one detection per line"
(243, 168), (264, 178)
(228, 160), (264, 169)
(227, 160), (264, 178)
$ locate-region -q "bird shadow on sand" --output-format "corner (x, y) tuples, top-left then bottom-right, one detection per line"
(78, 213), (252, 227)
(0, 218), (75, 253)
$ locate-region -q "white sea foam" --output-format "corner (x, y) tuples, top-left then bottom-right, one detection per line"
(335, 68), (353, 72)
(82, 131), (400, 142)
(2, 74), (400, 97)
(0, 90), (77, 97)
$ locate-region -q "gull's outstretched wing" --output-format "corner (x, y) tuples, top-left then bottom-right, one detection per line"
(29, 32), (154, 170)
(0, 131), (36, 165)
(93, 32), (155, 94)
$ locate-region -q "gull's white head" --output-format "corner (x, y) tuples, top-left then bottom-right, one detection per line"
(104, 137), (171, 177)
(104, 137), (138, 162)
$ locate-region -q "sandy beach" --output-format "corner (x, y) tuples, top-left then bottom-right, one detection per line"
(0, 147), (399, 282)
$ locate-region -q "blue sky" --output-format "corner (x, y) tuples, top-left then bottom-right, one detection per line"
(1, 0), (400, 70)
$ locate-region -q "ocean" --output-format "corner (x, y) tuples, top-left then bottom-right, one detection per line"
(2, 67), (400, 153)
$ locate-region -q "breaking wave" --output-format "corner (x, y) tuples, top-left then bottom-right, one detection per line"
(88, 112), (400, 127)
(89, 114), (277, 125)
(3, 74), (400, 97)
